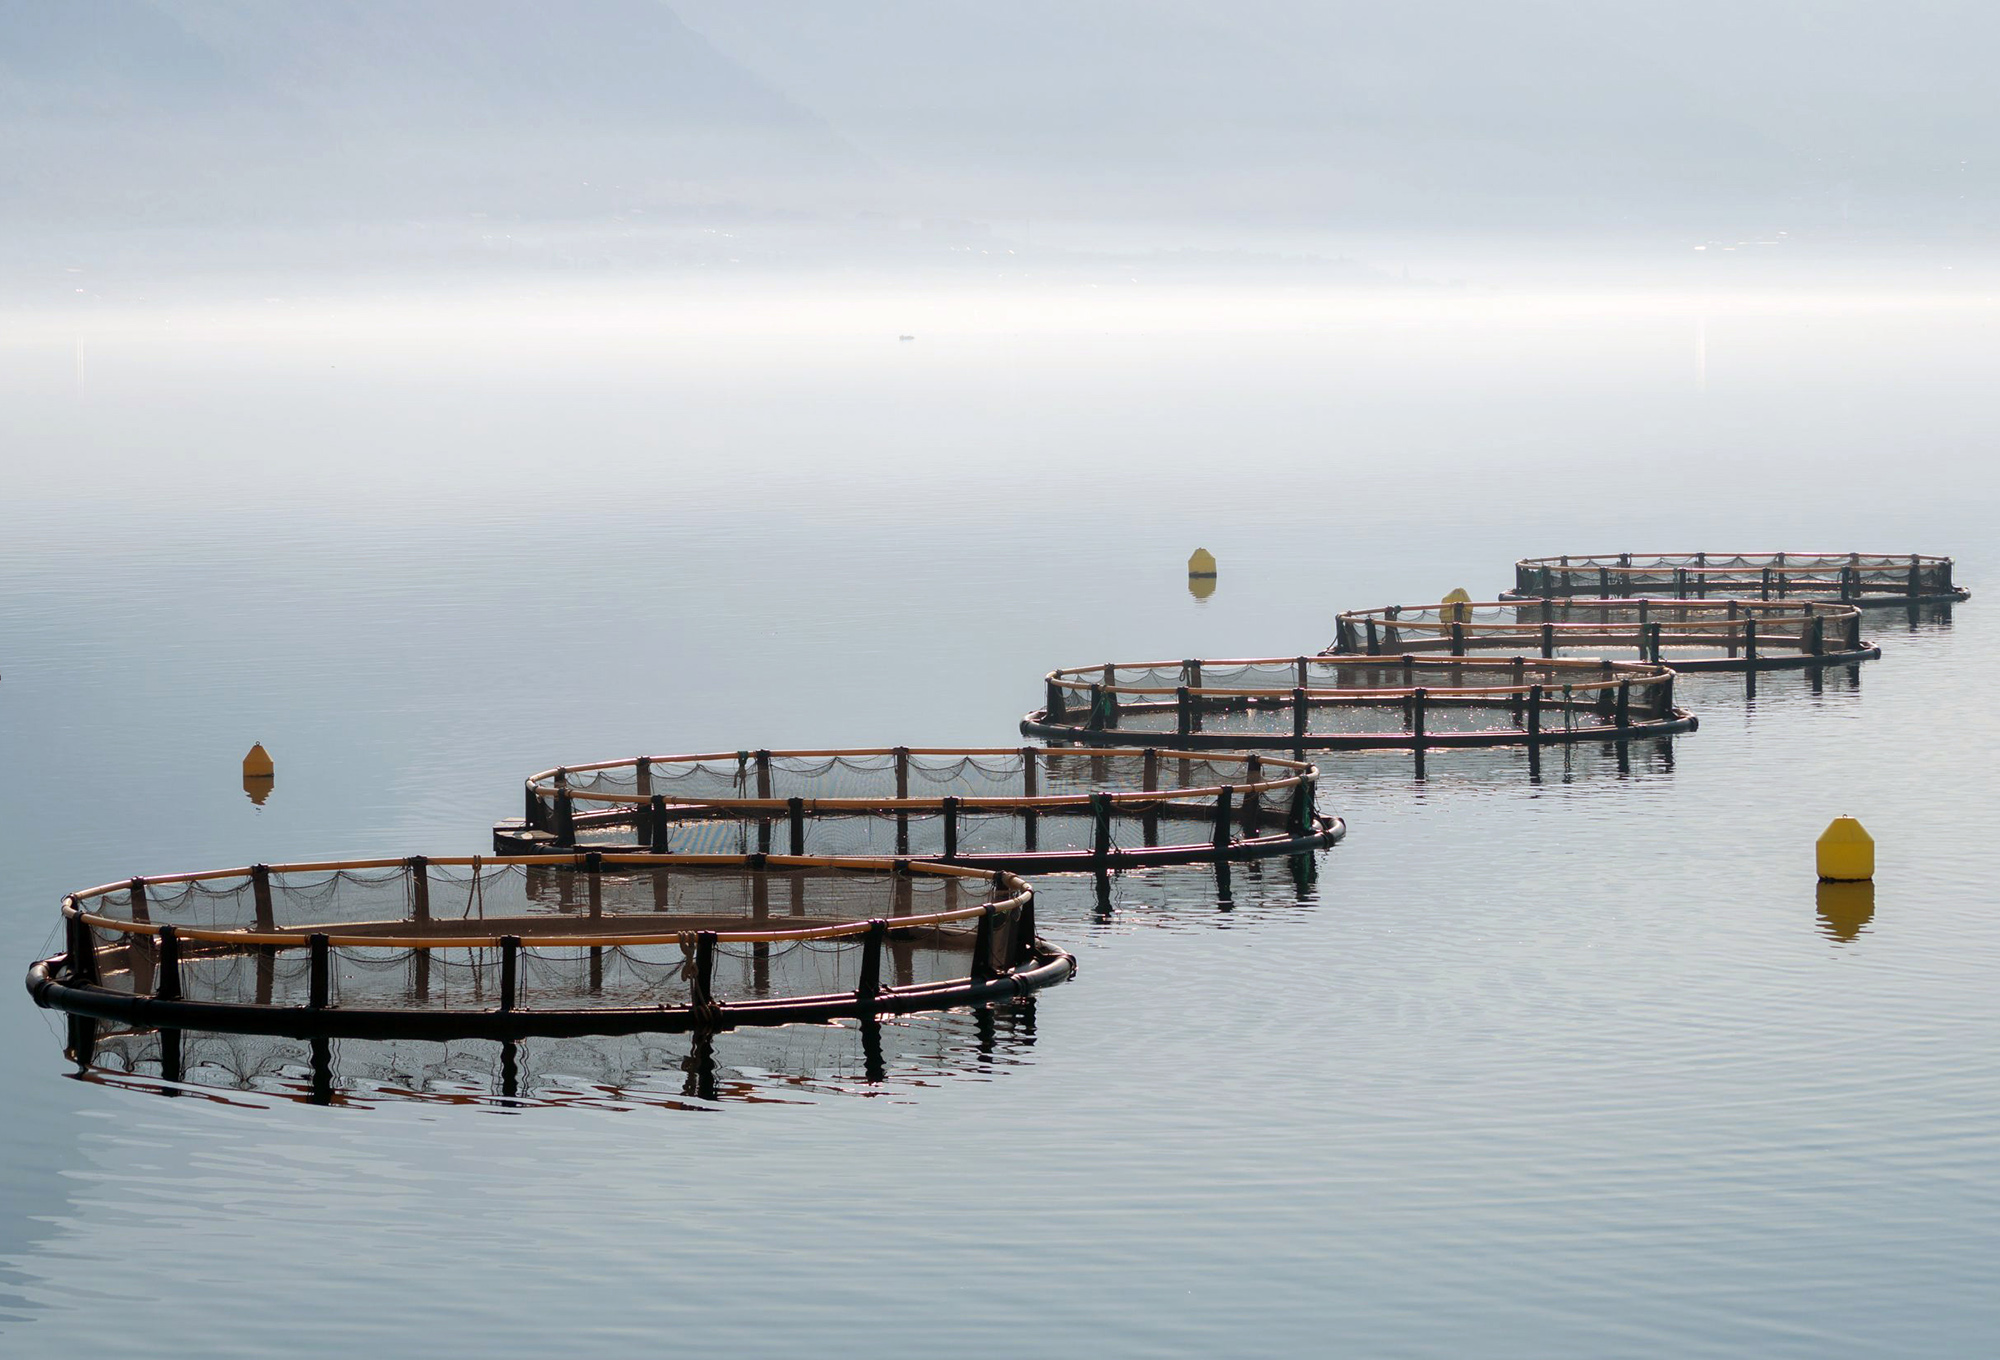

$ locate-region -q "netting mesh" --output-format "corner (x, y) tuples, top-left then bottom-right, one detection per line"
(518, 748), (1328, 861)
(65, 858), (1032, 1019)
(1030, 656), (1687, 748)
(1509, 551), (1961, 604)
(1330, 598), (1872, 665)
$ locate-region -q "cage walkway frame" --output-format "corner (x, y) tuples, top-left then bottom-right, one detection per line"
(1330, 598), (1881, 672)
(496, 746), (1344, 869)
(1503, 552), (1967, 607)
(27, 854), (1073, 1041)
(1022, 655), (1696, 752)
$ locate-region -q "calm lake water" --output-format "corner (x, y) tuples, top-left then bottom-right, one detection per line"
(2, 278), (1997, 1356)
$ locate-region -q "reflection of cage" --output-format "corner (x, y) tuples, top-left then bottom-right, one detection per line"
(28, 855), (1071, 1041)
(1505, 552), (1967, 607)
(63, 1002), (1045, 1109)
(1331, 598), (1881, 671)
(1022, 655), (1696, 751)
(497, 747), (1343, 868)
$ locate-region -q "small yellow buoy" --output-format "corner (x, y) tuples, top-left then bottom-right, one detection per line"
(1441, 587), (1473, 624)
(1188, 548), (1217, 579)
(1816, 815), (1874, 882)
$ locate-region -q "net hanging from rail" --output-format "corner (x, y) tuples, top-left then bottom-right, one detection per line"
(1328, 597), (1879, 671)
(1022, 655), (1695, 751)
(507, 747), (1341, 868)
(1505, 551), (1966, 607)
(37, 855), (1069, 1038)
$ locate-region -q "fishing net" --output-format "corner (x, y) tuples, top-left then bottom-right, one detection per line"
(1022, 655), (1695, 751)
(32, 855), (1071, 1040)
(1505, 552), (1967, 607)
(1330, 597), (1880, 671)
(502, 747), (1342, 867)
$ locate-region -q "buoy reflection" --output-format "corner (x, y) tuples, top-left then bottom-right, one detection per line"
(1816, 880), (1876, 943)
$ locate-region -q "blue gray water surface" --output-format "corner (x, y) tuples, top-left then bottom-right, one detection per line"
(1, 283), (1996, 1356)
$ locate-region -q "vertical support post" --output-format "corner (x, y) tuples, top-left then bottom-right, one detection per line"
(1292, 687), (1308, 746)
(1908, 555), (1922, 600)
(787, 796), (805, 856)
(65, 908), (100, 985)
(1366, 618), (1380, 654)
(942, 796), (960, 861)
(1647, 621), (1663, 664)
(308, 934), (330, 1010)
(692, 931), (717, 1015)
(1045, 677), (1067, 723)
(856, 919), (887, 1012)
(1616, 678), (1631, 728)
(1142, 747), (1159, 791)
(499, 935), (519, 1012)
(1527, 684), (1543, 743)
(1212, 786), (1235, 855)
(634, 756), (651, 798)
(525, 781), (542, 829)
(252, 863), (275, 932)
(1011, 891), (1036, 968)
(1242, 756), (1263, 834)
(1744, 618), (1759, 666)
(408, 856), (430, 923)
(897, 747), (913, 857)
(649, 795), (669, 852)
(1411, 687), (1428, 752)
(1177, 685), (1193, 736)
(1091, 793), (1112, 866)
(1450, 622), (1465, 656)
(1761, 567), (1773, 601)
(154, 924), (182, 1002)
(554, 788), (576, 846)
(970, 907), (997, 983)
(1541, 622), (1555, 659)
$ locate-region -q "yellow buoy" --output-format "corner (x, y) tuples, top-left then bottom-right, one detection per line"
(1816, 816), (1874, 882)
(1188, 574), (1216, 601)
(1187, 548), (1217, 579)
(242, 742), (275, 805)
(1441, 587), (1473, 624)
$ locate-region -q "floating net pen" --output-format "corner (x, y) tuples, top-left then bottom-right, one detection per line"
(1020, 655), (1697, 752)
(1330, 598), (1881, 671)
(1503, 552), (1967, 607)
(27, 855), (1072, 1041)
(495, 747), (1344, 869)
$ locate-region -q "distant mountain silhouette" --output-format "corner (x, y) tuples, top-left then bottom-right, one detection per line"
(0, 0), (860, 224)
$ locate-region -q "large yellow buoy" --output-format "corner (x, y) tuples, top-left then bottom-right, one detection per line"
(1816, 816), (1874, 882)
(1440, 587), (1473, 624)
(1187, 548), (1217, 579)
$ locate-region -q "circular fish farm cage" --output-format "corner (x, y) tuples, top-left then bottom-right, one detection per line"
(493, 747), (1343, 869)
(1504, 552), (1967, 607)
(1021, 656), (1696, 752)
(1330, 598), (1881, 671)
(26, 855), (1072, 1041)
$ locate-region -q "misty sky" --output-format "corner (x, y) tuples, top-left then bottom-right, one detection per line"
(1, 1), (1993, 235)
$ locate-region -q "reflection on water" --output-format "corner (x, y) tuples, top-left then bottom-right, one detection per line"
(64, 1002), (1043, 1110)
(1816, 880), (1877, 944)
